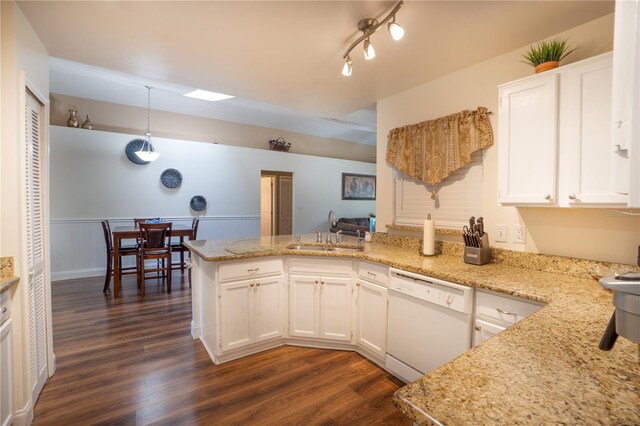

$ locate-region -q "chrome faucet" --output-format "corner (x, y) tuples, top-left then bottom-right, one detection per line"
(314, 230), (322, 243)
(328, 210), (336, 245)
(335, 230), (343, 244)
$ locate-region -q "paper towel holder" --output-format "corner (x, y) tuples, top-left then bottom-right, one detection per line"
(421, 213), (437, 257)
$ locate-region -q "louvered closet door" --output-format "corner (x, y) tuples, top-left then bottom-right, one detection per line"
(25, 89), (48, 402)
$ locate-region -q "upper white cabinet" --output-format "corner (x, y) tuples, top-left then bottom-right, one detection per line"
(610, 0), (640, 206)
(498, 73), (559, 204)
(499, 52), (627, 207)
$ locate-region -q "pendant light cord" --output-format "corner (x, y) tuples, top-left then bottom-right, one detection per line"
(145, 85), (151, 135)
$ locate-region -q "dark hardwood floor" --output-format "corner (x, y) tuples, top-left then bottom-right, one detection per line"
(33, 271), (410, 425)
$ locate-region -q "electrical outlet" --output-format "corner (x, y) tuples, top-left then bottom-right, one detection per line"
(495, 224), (507, 242)
(513, 225), (526, 244)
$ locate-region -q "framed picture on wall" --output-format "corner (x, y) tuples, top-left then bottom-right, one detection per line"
(342, 173), (376, 200)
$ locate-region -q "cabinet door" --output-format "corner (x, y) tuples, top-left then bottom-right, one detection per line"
(289, 275), (320, 338)
(472, 319), (506, 347)
(561, 54), (627, 206)
(219, 280), (253, 351)
(254, 277), (283, 343)
(319, 277), (352, 342)
(356, 280), (387, 357)
(1, 319), (14, 426)
(498, 74), (558, 204)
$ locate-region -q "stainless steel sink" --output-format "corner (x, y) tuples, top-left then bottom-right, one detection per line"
(287, 244), (364, 253)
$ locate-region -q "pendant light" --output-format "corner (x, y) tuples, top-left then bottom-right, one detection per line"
(135, 85), (161, 162)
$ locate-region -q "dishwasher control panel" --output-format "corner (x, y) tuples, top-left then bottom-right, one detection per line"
(388, 268), (473, 314)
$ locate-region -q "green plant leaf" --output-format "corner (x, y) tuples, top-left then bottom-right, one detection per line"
(522, 38), (576, 66)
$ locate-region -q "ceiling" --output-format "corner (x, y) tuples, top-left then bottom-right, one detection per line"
(18, 1), (614, 145)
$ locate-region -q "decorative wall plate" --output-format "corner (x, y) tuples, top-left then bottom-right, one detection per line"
(125, 139), (150, 165)
(161, 168), (183, 188)
(190, 195), (207, 212)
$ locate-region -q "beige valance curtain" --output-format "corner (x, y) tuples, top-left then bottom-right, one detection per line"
(385, 107), (494, 185)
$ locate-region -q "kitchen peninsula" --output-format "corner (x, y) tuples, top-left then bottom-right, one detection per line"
(185, 235), (640, 425)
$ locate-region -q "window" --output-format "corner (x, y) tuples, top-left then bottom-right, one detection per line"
(394, 151), (483, 228)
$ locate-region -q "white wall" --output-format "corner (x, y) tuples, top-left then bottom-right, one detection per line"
(50, 125), (375, 279)
(50, 93), (377, 163)
(377, 13), (640, 265)
(1, 0), (50, 421)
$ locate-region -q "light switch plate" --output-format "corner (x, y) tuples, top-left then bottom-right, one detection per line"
(513, 224), (526, 244)
(495, 224), (507, 242)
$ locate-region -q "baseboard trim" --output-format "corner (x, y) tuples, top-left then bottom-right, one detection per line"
(51, 267), (104, 282)
(12, 400), (33, 426)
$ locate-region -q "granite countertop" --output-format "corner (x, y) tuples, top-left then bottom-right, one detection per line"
(185, 235), (640, 424)
(0, 275), (19, 294)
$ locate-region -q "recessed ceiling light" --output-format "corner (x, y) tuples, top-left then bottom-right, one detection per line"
(183, 89), (234, 102)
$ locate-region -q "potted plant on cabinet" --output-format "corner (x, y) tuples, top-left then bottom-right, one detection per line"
(522, 38), (576, 73)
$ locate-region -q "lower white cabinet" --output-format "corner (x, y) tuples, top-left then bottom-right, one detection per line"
(219, 276), (283, 352)
(473, 318), (506, 347)
(289, 275), (352, 342)
(1, 318), (14, 426)
(356, 279), (387, 357)
(472, 290), (542, 347)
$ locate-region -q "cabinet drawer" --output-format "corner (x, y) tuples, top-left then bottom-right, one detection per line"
(0, 291), (10, 325)
(219, 258), (283, 283)
(358, 262), (388, 287)
(475, 290), (542, 326)
(289, 257), (353, 278)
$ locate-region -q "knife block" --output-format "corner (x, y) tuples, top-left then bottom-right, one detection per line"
(464, 234), (491, 265)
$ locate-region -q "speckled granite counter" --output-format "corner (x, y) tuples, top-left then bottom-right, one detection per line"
(0, 256), (19, 293)
(185, 235), (640, 424)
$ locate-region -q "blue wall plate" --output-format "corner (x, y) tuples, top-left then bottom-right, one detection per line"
(161, 168), (182, 188)
(190, 195), (207, 212)
(125, 139), (150, 165)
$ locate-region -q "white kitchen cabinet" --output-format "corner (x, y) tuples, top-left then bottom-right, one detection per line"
(289, 275), (353, 342)
(356, 279), (387, 357)
(472, 318), (505, 347)
(219, 276), (283, 352)
(1, 319), (14, 426)
(472, 289), (542, 347)
(560, 53), (627, 206)
(499, 52), (625, 207)
(610, 0), (640, 206)
(288, 275), (320, 338)
(498, 74), (558, 204)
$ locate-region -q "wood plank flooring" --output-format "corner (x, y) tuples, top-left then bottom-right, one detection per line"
(33, 272), (410, 425)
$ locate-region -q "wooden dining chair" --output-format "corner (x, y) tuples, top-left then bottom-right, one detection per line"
(101, 220), (139, 293)
(138, 222), (173, 296)
(171, 218), (200, 286)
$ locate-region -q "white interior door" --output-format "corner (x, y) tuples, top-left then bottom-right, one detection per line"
(260, 176), (273, 236)
(25, 88), (48, 403)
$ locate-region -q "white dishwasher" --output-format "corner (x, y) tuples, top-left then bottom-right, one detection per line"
(385, 268), (473, 383)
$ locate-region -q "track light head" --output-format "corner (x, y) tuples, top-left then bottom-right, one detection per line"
(342, 56), (353, 77)
(388, 17), (405, 41)
(364, 38), (376, 60)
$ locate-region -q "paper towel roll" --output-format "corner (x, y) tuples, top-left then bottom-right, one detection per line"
(423, 217), (436, 256)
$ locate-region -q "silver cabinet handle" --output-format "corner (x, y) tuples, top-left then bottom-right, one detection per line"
(474, 325), (481, 331)
(497, 308), (517, 316)
(1, 307), (6, 314)
(367, 271), (377, 277)
(568, 194), (576, 200)
(247, 268), (259, 273)
(544, 194), (552, 200)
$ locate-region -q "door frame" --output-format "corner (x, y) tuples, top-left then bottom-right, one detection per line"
(260, 170), (293, 236)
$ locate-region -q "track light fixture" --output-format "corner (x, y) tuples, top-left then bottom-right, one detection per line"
(341, 0), (404, 76)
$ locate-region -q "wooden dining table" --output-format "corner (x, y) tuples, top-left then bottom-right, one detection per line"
(112, 224), (194, 297)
